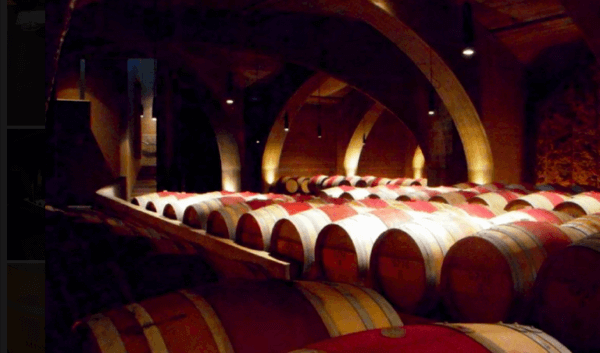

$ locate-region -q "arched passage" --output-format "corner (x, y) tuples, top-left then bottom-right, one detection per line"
(170, 46), (244, 191)
(262, 72), (331, 190)
(343, 102), (385, 176)
(260, 0), (494, 183)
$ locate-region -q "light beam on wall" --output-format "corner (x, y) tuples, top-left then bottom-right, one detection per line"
(412, 146), (425, 178)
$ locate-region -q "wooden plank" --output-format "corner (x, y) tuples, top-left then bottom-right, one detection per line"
(95, 185), (291, 280)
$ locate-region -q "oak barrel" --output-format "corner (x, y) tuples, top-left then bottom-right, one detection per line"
(206, 199), (279, 240)
(236, 201), (328, 251)
(356, 176), (377, 187)
(182, 194), (266, 229)
(287, 323), (571, 353)
(429, 190), (479, 205)
(559, 213), (600, 240)
(505, 191), (571, 211)
(314, 208), (420, 287)
(308, 175), (329, 194)
(318, 185), (356, 199)
(441, 221), (578, 323)
(131, 191), (187, 209)
(468, 190), (523, 214)
(370, 214), (489, 314)
(490, 209), (573, 226)
(554, 191), (600, 217)
(145, 192), (202, 214)
(533, 233), (600, 353)
(269, 201), (394, 278)
(74, 280), (403, 353)
(454, 203), (500, 218)
(322, 175), (351, 189)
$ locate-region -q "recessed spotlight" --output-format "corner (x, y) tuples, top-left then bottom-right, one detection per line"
(226, 99), (234, 105)
(428, 110), (435, 116)
(152, 117), (157, 121)
(256, 140), (260, 144)
(462, 47), (475, 58)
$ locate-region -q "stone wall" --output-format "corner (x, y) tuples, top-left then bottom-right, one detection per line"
(535, 59), (600, 188)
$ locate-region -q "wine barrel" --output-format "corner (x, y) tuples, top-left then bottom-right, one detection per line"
(429, 190), (480, 205)
(287, 323), (571, 353)
(441, 221), (578, 323)
(397, 189), (443, 201)
(453, 182), (479, 189)
(308, 175), (329, 194)
(468, 190), (523, 214)
(314, 208), (422, 287)
(182, 195), (262, 229)
(8, 264), (45, 353)
(554, 191), (600, 217)
(131, 191), (185, 209)
(296, 176), (311, 194)
(356, 176), (376, 187)
(559, 213), (600, 240)
(276, 176), (299, 194)
(364, 186), (403, 200)
(490, 209), (573, 226)
(370, 214), (489, 314)
(467, 182), (503, 193)
(454, 203), (500, 218)
(340, 188), (372, 200)
(145, 192), (203, 215)
(533, 233), (600, 353)
(402, 200), (452, 213)
(318, 185), (356, 199)
(345, 175), (363, 186)
(270, 202), (401, 278)
(322, 175), (351, 189)
(162, 191), (262, 221)
(74, 280), (403, 353)
(505, 191), (571, 211)
(371, 177), (392, 186)
(207, 199), (281, 240)
(236, 201), (328, 251)
(389, 178), (424, 186)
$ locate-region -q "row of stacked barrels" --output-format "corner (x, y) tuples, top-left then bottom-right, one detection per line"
(129, 185), (600, 352)
(273, 175), (428, 195)
(70, 278), (576, 353)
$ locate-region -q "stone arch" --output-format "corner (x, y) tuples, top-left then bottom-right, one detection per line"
(261, 0), (494, 183)
(262, 71), (331, 190)
(343, 102), (385, 176)
(344, 102), (426, 179)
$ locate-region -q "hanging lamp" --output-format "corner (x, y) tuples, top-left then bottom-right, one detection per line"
(284, 111), (289, 132)
(428, 48), (436, 116)
(462, 2), (476, 58)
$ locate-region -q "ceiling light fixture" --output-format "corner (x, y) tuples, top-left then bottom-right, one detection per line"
(428, 48), (436, 116)
(462, 2), (476, 58)
(284, 111), (289, 132)
(226, 71), (235, 105)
